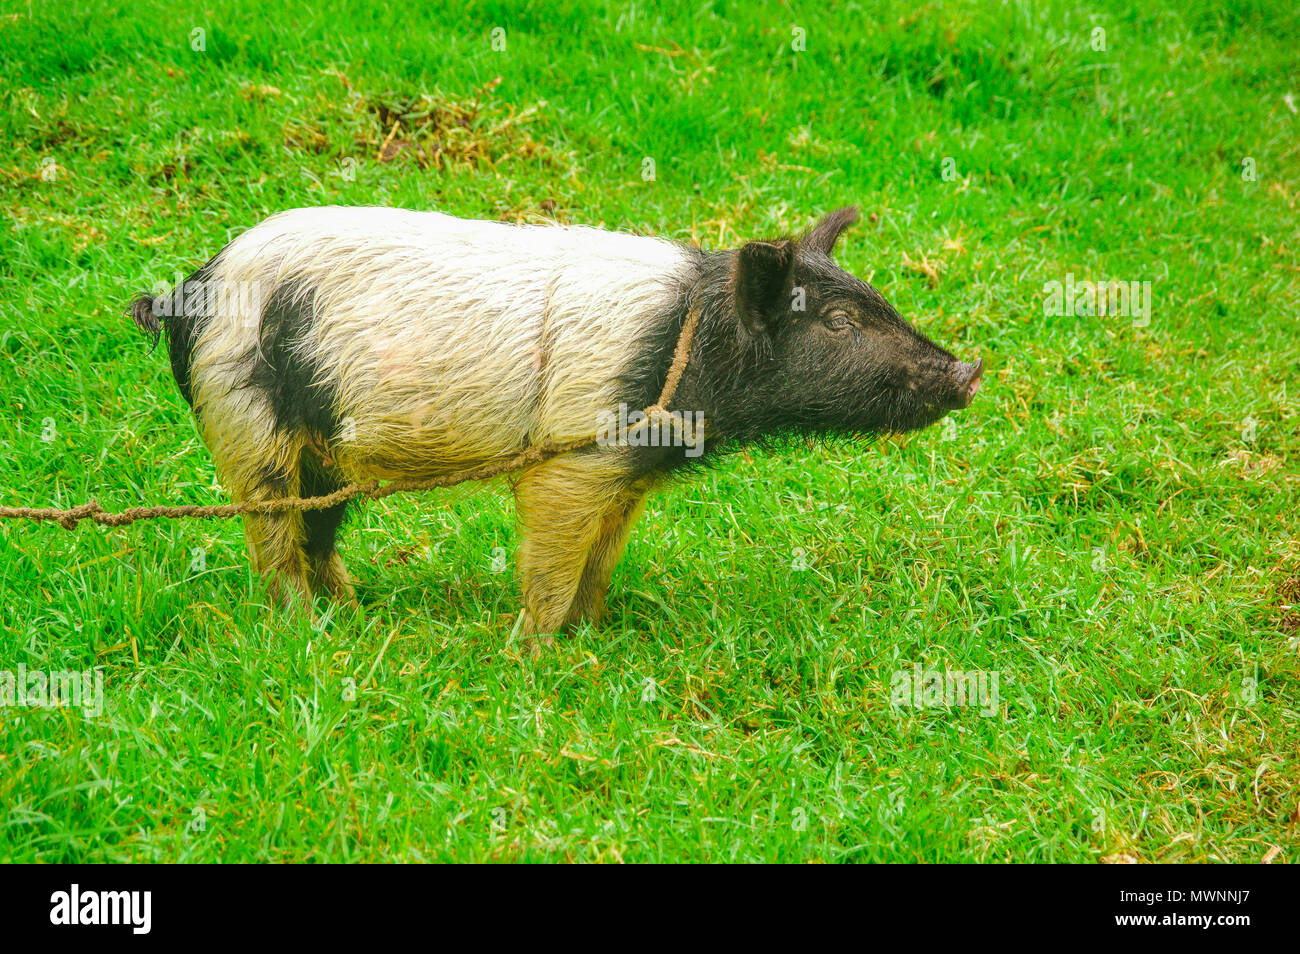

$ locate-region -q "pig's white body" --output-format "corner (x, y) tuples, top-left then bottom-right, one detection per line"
(191, 207), (692, 482)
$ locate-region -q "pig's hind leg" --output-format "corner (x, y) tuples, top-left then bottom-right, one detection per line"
(300, 452), (356, 604)
(201, 402), (315, 608)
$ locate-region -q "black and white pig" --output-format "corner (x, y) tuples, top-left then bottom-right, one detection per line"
(131, 206), (983, 633)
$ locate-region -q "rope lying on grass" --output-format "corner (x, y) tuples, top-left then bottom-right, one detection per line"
(0, 307), (702, 531)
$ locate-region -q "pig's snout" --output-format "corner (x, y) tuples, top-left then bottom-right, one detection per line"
(946, 357), (984, 409)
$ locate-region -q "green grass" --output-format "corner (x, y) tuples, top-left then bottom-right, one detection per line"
(1, 0), (1297, 862)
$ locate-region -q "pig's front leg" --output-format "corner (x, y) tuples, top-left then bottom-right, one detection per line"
(568, 481), (651, 627)
(513, 451), (640, 636)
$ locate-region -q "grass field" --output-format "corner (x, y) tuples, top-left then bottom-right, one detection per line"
(1, 0), (1297, 863)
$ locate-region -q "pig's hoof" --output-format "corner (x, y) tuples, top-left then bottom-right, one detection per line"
(513, 610), (558, 657)
(519, 635), (557, 658)
(264, 574), (313, 617)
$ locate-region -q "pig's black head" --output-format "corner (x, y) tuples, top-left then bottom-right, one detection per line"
(721, 207), (982, 440)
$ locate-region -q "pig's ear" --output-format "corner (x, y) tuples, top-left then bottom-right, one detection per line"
(734, 239), (796, 335)
(804, 206), (859, 257)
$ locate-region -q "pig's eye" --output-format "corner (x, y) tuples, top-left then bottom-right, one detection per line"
(824, 312), (852, 332)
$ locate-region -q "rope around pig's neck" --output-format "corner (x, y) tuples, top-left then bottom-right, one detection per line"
(0, 307), (703, 530)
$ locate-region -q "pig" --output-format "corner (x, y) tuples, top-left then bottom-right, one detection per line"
(130, 206), (982, 633)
